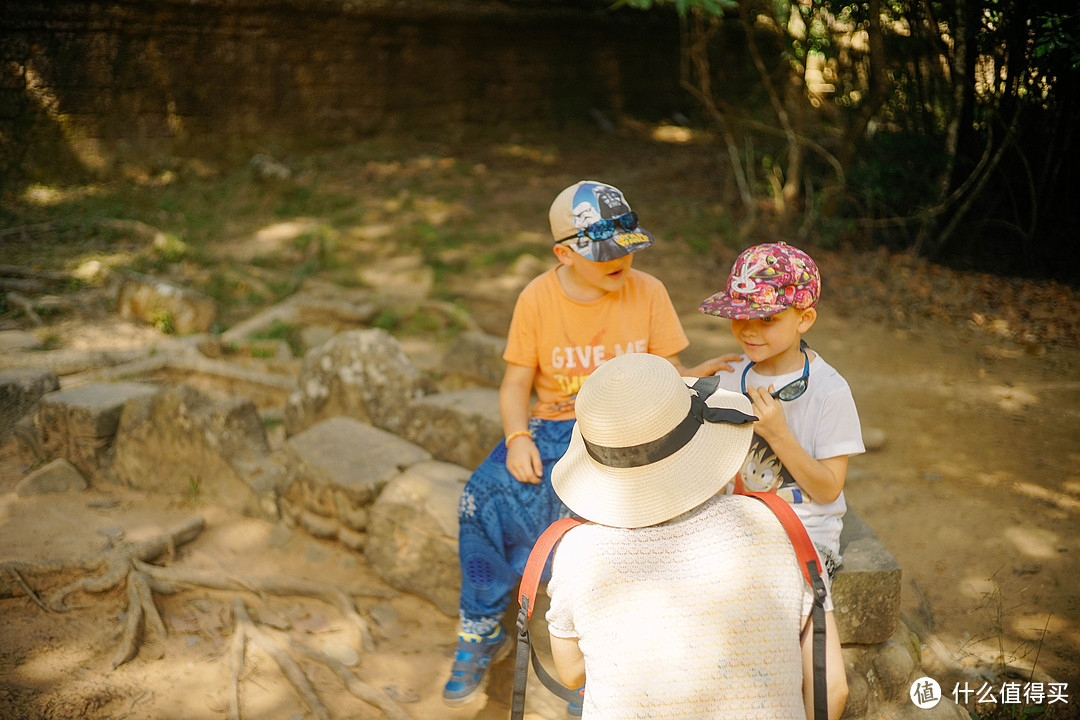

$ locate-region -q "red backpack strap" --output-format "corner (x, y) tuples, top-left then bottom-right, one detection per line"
(518, 516), (588, 619)
(740, 492), (823, 589)
(741, 491), (829, 720)
(512, 516), (587, 720)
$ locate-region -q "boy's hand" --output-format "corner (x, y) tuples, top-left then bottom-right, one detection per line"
(678, 353), (743, 377)
(506, 437), (543, 484)
(744, 385), (790, 441)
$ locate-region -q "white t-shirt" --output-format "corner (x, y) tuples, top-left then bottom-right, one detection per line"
(713, 352), (864, 555)
(546, 494), (822, 720)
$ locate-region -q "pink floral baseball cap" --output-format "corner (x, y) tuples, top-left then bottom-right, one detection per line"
(699, 242), (820, 319)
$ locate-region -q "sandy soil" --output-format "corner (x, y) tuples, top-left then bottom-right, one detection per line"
(2, 214), (1079, 719)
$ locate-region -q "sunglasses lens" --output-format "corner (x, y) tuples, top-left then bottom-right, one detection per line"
(585, 219), (615, 241)
(775, 379), (808, 401)
(618, 212), (639, 232)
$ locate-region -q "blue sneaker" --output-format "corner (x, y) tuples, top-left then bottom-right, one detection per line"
(442, 625), (511, 706)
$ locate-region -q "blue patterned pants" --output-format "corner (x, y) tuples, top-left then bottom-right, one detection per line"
(456, 418), (575, 634)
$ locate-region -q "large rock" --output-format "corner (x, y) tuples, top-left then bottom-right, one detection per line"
(16, 458), (87, 496)
(439, 331), (507, 387)
(834, 508), (903, 644)
(281, 416), (432, 542)
(365, 460), (469, 616)
(0, 367), (59, 440)
(35, 381), (161, 482)
(109, 384), (285, 518)
(399, 388), (502, 469)
(284, 329), (426, 436)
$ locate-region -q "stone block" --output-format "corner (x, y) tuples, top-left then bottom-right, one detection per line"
(0, 366), (58, 439)
(399, 388), (502, 470)
(365, 460), (469, 616)
(283, 416), (432, 528)
(37, 381), (160, 481)
(110, 384), (283, 518)
(833, 508), (903, 644)
(439, 330), (506, 387)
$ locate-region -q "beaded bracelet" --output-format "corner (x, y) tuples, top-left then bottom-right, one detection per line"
(505, 430), (534, 446)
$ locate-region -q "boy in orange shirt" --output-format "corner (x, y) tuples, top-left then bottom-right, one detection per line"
(444, 180), (731, 707)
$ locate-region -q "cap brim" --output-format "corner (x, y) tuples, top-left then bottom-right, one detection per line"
(551, 382), (753, 528)
(698, 291), (786, 319)
(566, 227), (654, 262)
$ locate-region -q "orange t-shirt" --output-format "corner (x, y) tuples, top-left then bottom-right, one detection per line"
(503, 267), (689, 421)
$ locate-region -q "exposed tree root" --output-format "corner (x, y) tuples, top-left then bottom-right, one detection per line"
(229, 599), (415, 720)
(1, 516), (413, 720)
(133, 560), (377, 651)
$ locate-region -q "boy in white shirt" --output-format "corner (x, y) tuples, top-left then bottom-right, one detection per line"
(699, 242), (864, 575)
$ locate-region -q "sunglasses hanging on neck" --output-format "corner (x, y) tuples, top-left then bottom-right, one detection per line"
(741, 340), (810, 402)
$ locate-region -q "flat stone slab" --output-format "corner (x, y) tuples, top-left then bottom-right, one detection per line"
(40, 382), (162, 439)
(833, 508), (903, 645)
(285, 416), (432, 508)
(0, 331), (42, 353)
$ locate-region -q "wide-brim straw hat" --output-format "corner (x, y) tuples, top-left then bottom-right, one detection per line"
(552, 352), (756, 528)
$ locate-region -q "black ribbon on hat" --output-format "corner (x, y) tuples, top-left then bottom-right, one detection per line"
(582, 376), (757, 469)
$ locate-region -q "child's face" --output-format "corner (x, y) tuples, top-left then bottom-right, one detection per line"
(729, 308), (812, 364)
(557, 245), (635, 296)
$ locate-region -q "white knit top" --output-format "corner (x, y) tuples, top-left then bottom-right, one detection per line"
(546, 493), (819, 719)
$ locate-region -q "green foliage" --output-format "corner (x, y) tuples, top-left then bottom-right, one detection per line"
(149, 308), (175, 335)
(1033, 10), (1080, 69)
(248, 319), (304, 357)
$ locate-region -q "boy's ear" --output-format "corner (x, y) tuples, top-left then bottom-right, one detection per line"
(798, 307), (818, 333)
(553, 243), (575, 267)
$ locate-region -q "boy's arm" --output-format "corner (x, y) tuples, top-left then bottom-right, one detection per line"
(745, 386), (847, 504)
(663, 353), (742, 377)
(500, 362), (543, 484)
(801, 610), (848, 720)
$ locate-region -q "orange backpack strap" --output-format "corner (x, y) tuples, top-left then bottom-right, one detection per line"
(518, 516), (588, 619)
(741, 491), (829, 720)
(512, 516), (587, 720)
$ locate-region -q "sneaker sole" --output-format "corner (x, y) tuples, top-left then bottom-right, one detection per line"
(442, 637), (513, 707)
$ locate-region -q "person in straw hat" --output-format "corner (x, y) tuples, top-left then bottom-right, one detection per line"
(545, 352), (848, 719)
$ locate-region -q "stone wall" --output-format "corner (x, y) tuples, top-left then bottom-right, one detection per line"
(0, 0), (685, 184)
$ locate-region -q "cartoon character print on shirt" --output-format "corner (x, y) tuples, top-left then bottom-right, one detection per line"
(732, 434), (806, 504)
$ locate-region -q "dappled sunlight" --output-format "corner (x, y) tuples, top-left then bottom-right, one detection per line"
(1063, 475), (1080, 495)
(1002, 525), (1064, 559)
(988, 383), (1039, 413)
(1010, 611), (1066, 645)
(16, 643), (101, 683)
(650, 124), (697, 143)
(21, 183), (104, 207)
(957, 573), (998, 604)
(1012, 481), (1080, 513)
